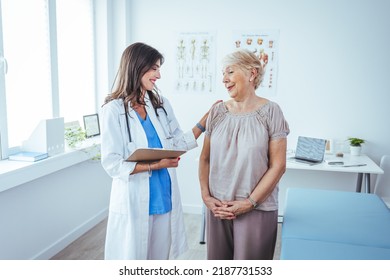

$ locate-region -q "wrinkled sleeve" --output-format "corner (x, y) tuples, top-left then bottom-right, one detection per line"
(205, 102), (223, 137)
(100, 102), (136, 180)
(268, 102), (290, 140)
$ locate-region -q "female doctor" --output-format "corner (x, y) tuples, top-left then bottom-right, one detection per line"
(101, 42), (215, 260)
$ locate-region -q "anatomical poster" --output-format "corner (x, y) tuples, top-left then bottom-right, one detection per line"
(175, 32), (216, 94)
(232, 29), (280, 96)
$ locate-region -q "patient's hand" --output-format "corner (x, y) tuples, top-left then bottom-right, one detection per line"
(219, 199), (254, 218)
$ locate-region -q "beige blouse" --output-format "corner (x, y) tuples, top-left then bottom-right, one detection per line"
(205, 101), (290, 211)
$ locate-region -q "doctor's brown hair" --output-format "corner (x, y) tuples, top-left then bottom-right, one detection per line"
(103, 42), (165, 115)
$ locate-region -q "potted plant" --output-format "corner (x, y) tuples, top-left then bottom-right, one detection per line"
(348, 137), (365, 156)
(64, 126), (101, 160)
(65, 126), (86, 149)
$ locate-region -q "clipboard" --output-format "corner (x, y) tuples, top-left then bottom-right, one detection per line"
(126, 148), (186, 162)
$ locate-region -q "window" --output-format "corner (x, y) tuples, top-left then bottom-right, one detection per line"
(56, 0), (95, 123)
(0, 0), (97, 158)
(1, 0), (52, 150)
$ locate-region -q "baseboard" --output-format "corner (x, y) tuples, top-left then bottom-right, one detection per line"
(32, 208), (108, 260)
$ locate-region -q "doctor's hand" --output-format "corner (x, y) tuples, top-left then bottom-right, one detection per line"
(153, 157), (180, 169)
(204, 100), (223, 120)
(193, 100), (223, 140)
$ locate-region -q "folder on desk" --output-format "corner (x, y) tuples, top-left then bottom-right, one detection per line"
(8, 151), (48, 162)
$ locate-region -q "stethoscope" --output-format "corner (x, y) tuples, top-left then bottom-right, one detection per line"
(124, 103), (133, 142)
(123, 102), (173, 144)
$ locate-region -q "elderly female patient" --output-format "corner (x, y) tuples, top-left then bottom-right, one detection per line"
(198, 49), (290, 260)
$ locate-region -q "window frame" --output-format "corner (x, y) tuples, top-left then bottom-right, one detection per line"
(0, 0), (9, 159)
(0, 0), (104, 159)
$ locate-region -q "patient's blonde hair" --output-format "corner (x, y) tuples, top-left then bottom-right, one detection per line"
(222, 49), (265, 89)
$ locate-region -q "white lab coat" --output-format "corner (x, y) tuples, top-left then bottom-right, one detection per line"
(100, 96), (197, 260)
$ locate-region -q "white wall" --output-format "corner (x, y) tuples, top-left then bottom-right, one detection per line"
(128, 0), (390, 213)
(2, 0), (388, 259)
(0, 161), (111, 259)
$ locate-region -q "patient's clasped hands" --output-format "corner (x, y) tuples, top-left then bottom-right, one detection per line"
(203, 196), (253, 219)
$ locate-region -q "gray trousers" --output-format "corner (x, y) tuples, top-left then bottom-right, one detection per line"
(206, 208), (278, 260)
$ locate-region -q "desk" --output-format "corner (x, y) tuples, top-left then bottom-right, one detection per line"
(287, 154), (383, 193)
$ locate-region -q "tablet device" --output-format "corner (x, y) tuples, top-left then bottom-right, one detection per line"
(126, 148), (186, 162)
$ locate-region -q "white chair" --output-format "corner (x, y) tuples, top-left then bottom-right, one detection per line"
(373, 155), (390, 208)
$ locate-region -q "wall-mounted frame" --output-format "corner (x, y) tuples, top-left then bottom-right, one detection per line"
(83, 114), (100, 138)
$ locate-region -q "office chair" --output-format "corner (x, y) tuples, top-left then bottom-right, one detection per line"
(373, 155), (390, 208)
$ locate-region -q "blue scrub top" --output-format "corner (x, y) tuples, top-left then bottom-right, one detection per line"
(136, 112), (172, 215)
